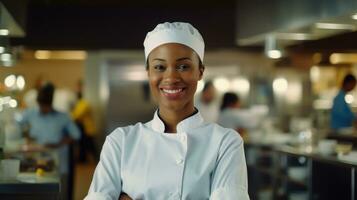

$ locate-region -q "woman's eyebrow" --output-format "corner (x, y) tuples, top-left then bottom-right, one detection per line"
(176, 57), (191, 61)
(152, 58), (166, 62)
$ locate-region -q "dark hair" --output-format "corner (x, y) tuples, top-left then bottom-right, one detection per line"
(37, 82), (55, 105)
(220, 92), (239, 111)
(343, 74), (356, 86)
(202, 80), (213, 93)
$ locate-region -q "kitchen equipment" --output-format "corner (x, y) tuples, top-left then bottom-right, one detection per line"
(318, 139), (337, 155)
(335, 142), (353, 155)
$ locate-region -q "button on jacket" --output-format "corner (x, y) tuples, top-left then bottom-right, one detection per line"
(85, 111), (249, 200)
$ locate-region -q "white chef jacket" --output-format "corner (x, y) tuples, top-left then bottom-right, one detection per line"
(85, 111), (249, 200)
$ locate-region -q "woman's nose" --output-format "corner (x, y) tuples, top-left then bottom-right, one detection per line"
(163, 67), (180, 83)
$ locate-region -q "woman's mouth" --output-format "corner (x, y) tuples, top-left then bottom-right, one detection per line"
(161, 88), (185, 99)
(162, 88), (183, 94)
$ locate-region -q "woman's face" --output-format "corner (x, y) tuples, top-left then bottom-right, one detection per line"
(147, 43), (204, 113)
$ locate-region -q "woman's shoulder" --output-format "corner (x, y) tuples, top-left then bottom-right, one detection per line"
(203, 122), (243, 143)
(108, 122), (144, 135)
(106, 122), (150, 143)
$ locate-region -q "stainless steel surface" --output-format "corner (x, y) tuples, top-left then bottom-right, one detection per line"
(236, 0), (357, 46)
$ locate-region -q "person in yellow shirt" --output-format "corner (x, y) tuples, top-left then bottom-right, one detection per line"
(71, 80), (98, 163)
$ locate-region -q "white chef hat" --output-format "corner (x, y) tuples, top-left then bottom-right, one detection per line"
(143, 22), (205, 62)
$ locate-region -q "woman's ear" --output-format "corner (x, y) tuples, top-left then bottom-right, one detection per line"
(199, 65), (205, 80)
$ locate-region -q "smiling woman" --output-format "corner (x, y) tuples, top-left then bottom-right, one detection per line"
(147, 43), (203, 132)
(84, 22), (250, 200)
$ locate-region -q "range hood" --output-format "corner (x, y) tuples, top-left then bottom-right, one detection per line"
(0, 2), (25, 37)
(236, 0), (357, 47)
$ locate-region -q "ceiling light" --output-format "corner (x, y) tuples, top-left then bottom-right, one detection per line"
(0, 29), (9, 36)
(315, 23), (356, 30)
(35, 50), (51, 59)
(16, 75), (25, 90)
(267, 50), (282, 59)
(0, 47), (4, 54)
(265, 35), (283, 59)
(330, 53), (357, 64)
(9, 99), (17, 108)
(4, 75), (16, 88)
(34, 50), (87, 60)
(1, 53), (11, 61)
(352, 13), (357, 20)
(276, 33), (314, 40)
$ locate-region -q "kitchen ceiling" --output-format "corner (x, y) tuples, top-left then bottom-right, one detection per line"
(8, 0), (239, 50)
(4, 0), (357, 52)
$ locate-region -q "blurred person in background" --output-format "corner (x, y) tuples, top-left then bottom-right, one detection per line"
(218, 92), (267, 138)
(23, 75), (44, 108)
(331, 73), (357, 132)
(85, 22), (249, 200)
(71, 80), (98, 163)
(19, 82), (80, 200)
(22, 74), (76, 114)
(195, 80), (219, 122)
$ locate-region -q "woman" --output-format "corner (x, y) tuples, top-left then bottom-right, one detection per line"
(85, 22), (249, 200)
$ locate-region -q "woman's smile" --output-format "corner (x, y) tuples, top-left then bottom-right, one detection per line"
(160, 86), (186, 99)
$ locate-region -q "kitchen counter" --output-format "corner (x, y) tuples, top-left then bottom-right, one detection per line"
(276, 145), (357, 168)
(0, 172), (60, 200)
(245, 140), (357, 200)
(1, 142), (61, 200)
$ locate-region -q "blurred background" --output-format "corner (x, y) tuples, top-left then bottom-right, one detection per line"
(1, 0), (357, 200)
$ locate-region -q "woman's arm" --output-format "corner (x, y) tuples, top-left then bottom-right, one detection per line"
(209, 131), (250, 200)
(85, 134), (123, 200)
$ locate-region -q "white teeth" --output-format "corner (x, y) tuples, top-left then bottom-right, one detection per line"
(163, 89), (182, 94)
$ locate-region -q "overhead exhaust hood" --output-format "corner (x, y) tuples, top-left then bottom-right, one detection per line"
(236, 0), (357, 47)
(0, 2), (25, 37)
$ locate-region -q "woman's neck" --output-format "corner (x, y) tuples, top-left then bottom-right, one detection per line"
(159, 107), (196, 133)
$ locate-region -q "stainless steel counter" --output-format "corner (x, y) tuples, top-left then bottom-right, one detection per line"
(245, 141), (357, 200)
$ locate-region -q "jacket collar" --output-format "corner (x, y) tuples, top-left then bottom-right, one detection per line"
(151, 109), (204, 133)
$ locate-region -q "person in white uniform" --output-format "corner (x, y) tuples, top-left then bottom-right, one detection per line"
(85, 22), (250, 200)
(195, 81), (220, 122)
(218, 92), (268, 137)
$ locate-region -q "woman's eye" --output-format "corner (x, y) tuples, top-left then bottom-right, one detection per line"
(153, 65), (165, 71)
(177, 64), (189, 71)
